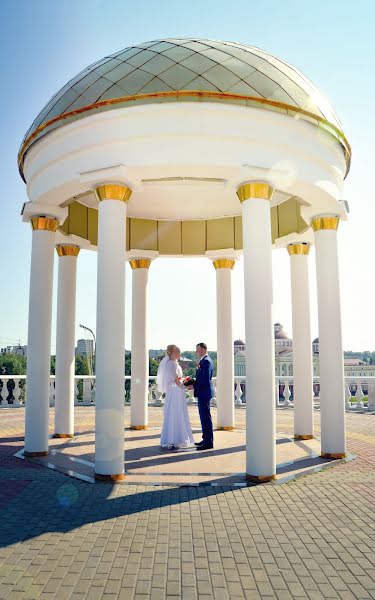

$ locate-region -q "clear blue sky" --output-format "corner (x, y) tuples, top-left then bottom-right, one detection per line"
(1, 0), (374, 352)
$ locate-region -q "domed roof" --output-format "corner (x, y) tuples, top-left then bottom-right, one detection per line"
(274, 323), (290, 340)
(234, 339), (245, 346)
(19, 37), (350, 178)
(313, 337), (319, 344)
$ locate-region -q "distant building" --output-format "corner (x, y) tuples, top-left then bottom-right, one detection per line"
(75, 339), (94, 357)
(1, 345), (27, 356)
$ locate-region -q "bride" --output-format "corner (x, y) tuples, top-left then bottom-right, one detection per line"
(158, 345), (194, 449)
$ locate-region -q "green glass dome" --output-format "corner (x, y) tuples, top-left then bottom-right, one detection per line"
(19, 38), (350, 177)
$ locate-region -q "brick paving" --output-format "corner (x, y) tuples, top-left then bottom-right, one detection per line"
(1, 406), (375, 599)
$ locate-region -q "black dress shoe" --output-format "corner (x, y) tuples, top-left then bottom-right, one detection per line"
(195, 441), (204, 446)
(196, 443), (213, 451)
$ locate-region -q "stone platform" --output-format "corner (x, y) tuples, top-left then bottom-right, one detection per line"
(16, 426), (346, 486)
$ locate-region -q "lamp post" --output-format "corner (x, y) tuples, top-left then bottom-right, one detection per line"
(79, 324), (96, 375)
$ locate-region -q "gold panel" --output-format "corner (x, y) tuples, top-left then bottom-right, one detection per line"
(59, 217), (69, 235)
(207, 217), (235, 251)
(126, 218), (130, 251)
(87, 207), (98, 246)
(158, 221), (182, 254)
(234, 216), (243, 250)
(237, 182), (274, 202)
(311, 216), (340, 231)
(31, 216), (59, 232)
(213, 259), (235, 270)
(277, 198), (308, 239)
(56, 245), (80, 257)
(129, 259), (151, 269)
(129, 219), (158, 251)
(271, 207), (279, 242)
(95, 184), (132, 203)
(287, 243), (310, 256)
(181, 221), (206, 255)
(68, 202), (88, 239)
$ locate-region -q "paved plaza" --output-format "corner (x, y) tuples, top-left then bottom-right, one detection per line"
(1, 406), (375, 599)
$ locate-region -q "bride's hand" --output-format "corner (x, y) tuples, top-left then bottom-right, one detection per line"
(175, 376), (183, 387)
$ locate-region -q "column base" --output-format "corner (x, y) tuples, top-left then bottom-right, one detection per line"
(246, 474), (276, 483)
(24, 450), (49, 457)
(294, 434), (314, 440)
(94, 472), (125, 482)
(130, 425), (148, 430)
(217, 426), (235, 431)
(321, 452), (346, 459)
(52, 433), (74, 438)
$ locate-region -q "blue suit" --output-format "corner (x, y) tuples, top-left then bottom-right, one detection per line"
(194, 355), (214, 444)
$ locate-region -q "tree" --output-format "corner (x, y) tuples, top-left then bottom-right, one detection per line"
(0, 354), (26, 375)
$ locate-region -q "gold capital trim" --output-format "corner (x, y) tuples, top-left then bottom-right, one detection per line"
(18, 91), (351, 181)
(311, 216), (340, 232)
(287, 243), (310, 256)
(31, 216), (59, 232)
(129, 259), (151, 269)
(95, 184), (132, 203)
(213, 259), (235, 270)
(237, 182), (274, 203)
(56, 245), (80, 257)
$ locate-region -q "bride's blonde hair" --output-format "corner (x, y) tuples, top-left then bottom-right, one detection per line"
(167, 344), (180, 357)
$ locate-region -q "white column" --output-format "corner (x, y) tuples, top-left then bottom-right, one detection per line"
(54, 245), (80, 438)
(312, 215), (346, 458)
(288, 243), (314, 440)
(94, 184), (132, 481)
(212, 258), (235, 429)
(130, 258), (151, 429)
(237, 182), (276, 482)
(25, 216), (59, 456)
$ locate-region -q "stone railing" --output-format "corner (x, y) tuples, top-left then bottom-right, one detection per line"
(1, 374), (374, 411)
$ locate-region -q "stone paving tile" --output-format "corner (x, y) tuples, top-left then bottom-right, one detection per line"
(1, 407), (375, 599)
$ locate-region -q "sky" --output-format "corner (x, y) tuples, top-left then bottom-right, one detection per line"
(0, 0), (374, 352)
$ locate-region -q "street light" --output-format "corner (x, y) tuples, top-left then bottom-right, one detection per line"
(79, 324), (96, 375)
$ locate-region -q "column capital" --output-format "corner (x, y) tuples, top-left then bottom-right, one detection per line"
(129, 259), (151, 269)
(56, 245), (80, 257)
(30, 216), (59, 232)
(95, 184), (132, 203)
(311, 215), (340, 232)
(287, 243), (310, 256)
(236, 182), (274, 203)
(213, 259), (235, 270)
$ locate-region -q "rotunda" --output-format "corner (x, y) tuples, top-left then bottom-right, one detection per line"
(19, 38), (350, 482)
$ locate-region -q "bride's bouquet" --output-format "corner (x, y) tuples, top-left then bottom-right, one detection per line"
(182, 376), (196, 388)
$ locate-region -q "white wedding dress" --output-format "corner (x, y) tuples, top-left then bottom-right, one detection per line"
(158, 358), (194, 448)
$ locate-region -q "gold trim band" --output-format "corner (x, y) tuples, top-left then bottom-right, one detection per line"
(311, 216), (340, 232)
(94, 472), (125, 482)
(237, 182), (274, 203)
(129, 259), (151, 270)
(95, 184), (132, 203)
(294, 434), (314, 440)
(321, 452), (346, 459)
(213, 259), (235, 270)
(52, 433), (74, 438)
(31, 216), (59, 232)
(246, 474), (276, 483)
(56, 245), (80, 257)
(287, 243), (310, 256)
(18, 91), (351, 181)
(217, 426), (235, 431)
(129, 425), (149, 430)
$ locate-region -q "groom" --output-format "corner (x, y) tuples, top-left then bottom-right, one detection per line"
(194, 342), (214, 450)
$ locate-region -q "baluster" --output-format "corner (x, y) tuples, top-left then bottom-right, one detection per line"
(368, 381), (375, 411)
(49, 379), (55, 406)
(210, 381), (217, 406)
(275, 380), (280, 407)
(345, 385), (352, 410)
(12, 378), (21, 405)
(234, 381), (243, 406)
(356, 382), (364, 409)
(90, 378), (96, 404)
(82, 378), (92, 405)
(1, 378), (8, 405)
(283, 381), (291, 407)
(74, 379), (80, 404)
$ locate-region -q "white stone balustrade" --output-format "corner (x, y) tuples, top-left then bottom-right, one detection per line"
(2, 375), (375, 414)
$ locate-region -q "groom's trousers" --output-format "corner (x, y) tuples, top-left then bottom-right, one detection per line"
(197, 396), (213, 445)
